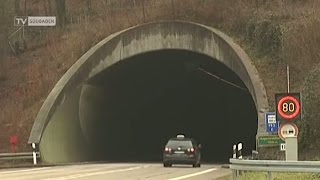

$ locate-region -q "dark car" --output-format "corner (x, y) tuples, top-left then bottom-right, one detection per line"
(163, 135), (201, 167)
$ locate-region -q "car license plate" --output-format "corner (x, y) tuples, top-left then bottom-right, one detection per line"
(174, 151), (185, 154)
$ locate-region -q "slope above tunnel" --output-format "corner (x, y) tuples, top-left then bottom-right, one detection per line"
(28, 20), (269, 144)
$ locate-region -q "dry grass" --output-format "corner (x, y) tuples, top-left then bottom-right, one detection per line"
(237, 171), (320, 180)
(0, 0), (320, 158)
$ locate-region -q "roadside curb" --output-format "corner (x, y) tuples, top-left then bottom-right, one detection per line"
(0, 163), (56, 170)
(221, 164), (230, 168)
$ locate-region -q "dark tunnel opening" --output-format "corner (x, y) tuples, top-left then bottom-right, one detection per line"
(82, 49), (257, 163)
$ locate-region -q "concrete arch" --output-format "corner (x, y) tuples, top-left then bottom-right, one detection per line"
(28, 20), (269, 162)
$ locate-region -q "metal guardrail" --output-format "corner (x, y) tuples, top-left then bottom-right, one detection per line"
(229, 158), (320, 180)
(0, 152), (40, 160)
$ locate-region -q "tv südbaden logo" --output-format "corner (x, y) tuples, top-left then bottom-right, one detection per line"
(14, 16), (56, 26)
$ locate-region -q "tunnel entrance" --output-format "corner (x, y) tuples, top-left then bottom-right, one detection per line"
(81, 49), (257, 163)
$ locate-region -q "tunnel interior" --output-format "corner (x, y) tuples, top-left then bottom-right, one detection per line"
(78, 49), (257, 163)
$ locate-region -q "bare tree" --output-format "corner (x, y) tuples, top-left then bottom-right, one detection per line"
(14, 0), (21, 15)
(24, 0), (27, 15)
(43, 0), (53, 16)
(43, 0), (47, 15)
(0, 0), (11, 80)
(56, 0), (68, 27)
(86, 0), (92, 15)
(142, 0), (146, 22)
(171, 0), (175, 18)
(133, 0), (146, 22)
(48, 0), (53, 15)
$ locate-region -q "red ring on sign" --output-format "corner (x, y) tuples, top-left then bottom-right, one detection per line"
(278, 122), (299, 141)
(277, 96), (300, 120)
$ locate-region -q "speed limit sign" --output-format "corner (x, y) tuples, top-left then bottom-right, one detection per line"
(275, 93), (301, 122)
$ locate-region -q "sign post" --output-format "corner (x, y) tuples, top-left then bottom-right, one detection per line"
(285, 137), (298, 161)
(275, 93), (301, 161)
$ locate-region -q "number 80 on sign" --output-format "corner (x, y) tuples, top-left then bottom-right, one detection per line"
(275, 93), (301, 122)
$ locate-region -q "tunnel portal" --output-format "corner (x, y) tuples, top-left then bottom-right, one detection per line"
(79, 50), (257, 163)
(29, 21), (268, 163)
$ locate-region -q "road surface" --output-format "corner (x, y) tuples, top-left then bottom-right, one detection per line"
(0, 163), (231, 180)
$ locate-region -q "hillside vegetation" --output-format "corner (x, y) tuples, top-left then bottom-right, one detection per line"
(0, 0), (319, 159)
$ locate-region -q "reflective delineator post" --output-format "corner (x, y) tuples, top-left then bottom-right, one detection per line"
(238, 143), (243, 159)
(233, 145), (237, 158)
(32, 143), (37, 165)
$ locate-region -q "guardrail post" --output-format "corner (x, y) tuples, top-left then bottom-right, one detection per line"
(267, 171), (272, 180)
(232, 169), (237, 180)
(32, 143), (37, 165)
(251, 150), (259, 160)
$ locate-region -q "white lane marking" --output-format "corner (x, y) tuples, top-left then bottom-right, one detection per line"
(168, 168), (217, 180)
(0, 167), (51, 175)
(0, 165), (130, 180)
(42, 166), (142, 180)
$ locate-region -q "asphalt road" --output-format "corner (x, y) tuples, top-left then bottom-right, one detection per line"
(0, 163), (231, 180)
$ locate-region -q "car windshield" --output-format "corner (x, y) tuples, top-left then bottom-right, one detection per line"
(166, 140), (193, 148)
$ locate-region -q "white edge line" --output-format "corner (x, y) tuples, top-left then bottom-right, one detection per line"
(168, 168), (217, 180)
(0, 167), (51, 175)
(42, 166), (142, 180)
